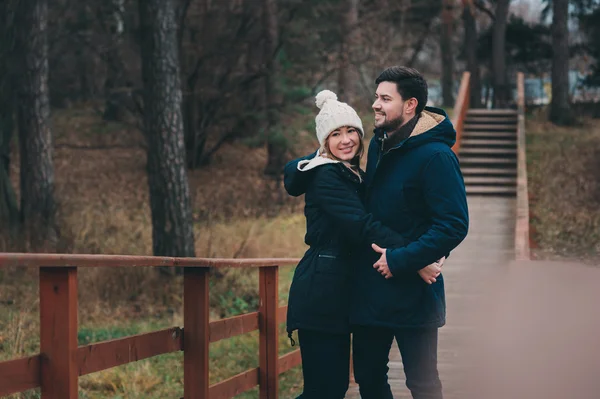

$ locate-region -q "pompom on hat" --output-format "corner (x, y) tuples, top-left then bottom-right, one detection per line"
(314, 90), (364, 148)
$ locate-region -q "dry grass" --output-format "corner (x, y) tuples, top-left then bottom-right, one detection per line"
(526, 110), (600, 263)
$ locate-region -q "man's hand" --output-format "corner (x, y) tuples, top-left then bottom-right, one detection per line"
(417, 256), (445, 284)
(372, 243), (393, 279)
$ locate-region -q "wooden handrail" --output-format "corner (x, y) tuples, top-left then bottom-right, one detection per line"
(451, 71), (471, 156)
(0, 256), (301, 399)
(515, 72), (531, 260)
(0, 253), (298, 268)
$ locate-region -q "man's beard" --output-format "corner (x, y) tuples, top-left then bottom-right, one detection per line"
(375, 114), (404, 132)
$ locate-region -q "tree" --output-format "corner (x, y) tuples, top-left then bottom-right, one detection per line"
(139, 0), (195, 259)
(549, 0), (575, 125)
(462, 0), (482, 108)
(492, 0), (511, 107)
(262, 0), (286, 177)
(0, 0), (20, 233)
(338, 0), (359, 103)
(440, 0), (455, 107)
(15, 0), (57, 248)
(102, 0), (128, 121)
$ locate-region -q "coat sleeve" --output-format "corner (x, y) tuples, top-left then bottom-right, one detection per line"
(283, 151), (317, 197)
(386, 151), (469, 275)
(311, 165), (406, 248)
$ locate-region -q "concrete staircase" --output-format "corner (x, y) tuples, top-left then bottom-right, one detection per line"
(459, 109), (518, 197)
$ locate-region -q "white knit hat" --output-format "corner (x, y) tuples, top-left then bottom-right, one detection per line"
(314, 90), (364, 148)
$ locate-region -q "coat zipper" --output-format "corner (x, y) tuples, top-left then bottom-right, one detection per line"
(318, 254), (337, 259)
(376, 131), (387, 170)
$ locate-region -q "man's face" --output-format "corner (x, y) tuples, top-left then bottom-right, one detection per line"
(372, 81), (408, 131)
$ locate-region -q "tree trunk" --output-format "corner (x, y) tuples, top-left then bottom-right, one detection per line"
(440, 0), (455, 107)
(462, 0), (482, 108)
(262, 0), (285, 177)
(15, 0), (57, 248)
(0, 0), (20, 233)
(492, 0), (510, 108)
(139, 0), (196, 260)
(549, 0), (575, 125)
(338, 0), (359, 103)
(103, 0), (128, 121)
(0, 76), (19, 232)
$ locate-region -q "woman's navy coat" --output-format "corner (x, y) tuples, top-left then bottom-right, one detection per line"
(284, 160), (405, 335)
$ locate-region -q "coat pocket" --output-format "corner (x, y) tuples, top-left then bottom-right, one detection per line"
(309, 255), (350, 317)
(316, 253), (339, 274)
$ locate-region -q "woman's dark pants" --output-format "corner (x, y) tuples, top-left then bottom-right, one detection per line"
(296, 328), (350, 399)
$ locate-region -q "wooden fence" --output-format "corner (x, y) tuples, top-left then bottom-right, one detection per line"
(0, 253), (300, 398)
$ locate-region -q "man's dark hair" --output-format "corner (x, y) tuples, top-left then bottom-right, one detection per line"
(375, 66), (428, 114)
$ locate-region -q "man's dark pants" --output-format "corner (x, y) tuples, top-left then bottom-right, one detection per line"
(296, 328), (350, 399)
(352, 325), (443, 399)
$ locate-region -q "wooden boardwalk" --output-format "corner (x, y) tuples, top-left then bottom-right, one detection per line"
(346, 195), (516, 398)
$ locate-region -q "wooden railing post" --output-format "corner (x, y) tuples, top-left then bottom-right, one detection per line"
(451, 71), (471, 155)
(259, 266), (279, 399)
(184, 267), (210, 399)
(39, 267), (78, 398)
(515, 71), (531, 260)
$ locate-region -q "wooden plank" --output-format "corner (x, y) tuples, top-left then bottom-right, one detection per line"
(210, 312), (259, 343)
(208, 306), (288, 342)
(0, 253), (299, 269)
(184, 268), (210, 399)
(208, 368), (259, 399)
(277, 350), (302, 374)
(77, 328), (182, 376)
(259, 266), (279, 399)
(40, 267), (78, 399)
(0, 355), (41, 396)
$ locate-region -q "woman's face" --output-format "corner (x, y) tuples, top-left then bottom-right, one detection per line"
(326, 126), (361, 161)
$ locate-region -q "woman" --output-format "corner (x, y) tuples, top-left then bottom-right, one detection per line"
(285, 90), (442, 398)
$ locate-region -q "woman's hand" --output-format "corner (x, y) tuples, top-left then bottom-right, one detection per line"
(372, 243), (393, 279)
(417, 256), (445, 284)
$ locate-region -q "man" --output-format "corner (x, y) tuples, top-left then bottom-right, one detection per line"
(350, 66), (468, 399)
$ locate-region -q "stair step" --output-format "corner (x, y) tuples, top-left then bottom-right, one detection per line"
(463, 176), (516, 185)
(461, 139), (517, 147)
(466, 185), (517, 196)
(467, 109), (517, 116)
(464, 124), (517, 131)
(465, 116), (518, 124)
(460, 167), (517, 176)
(462, 132), (517, 139)
(460, 147), (517, 157)
(460, 156), (516, 163)
(459, 158), (517, 169)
